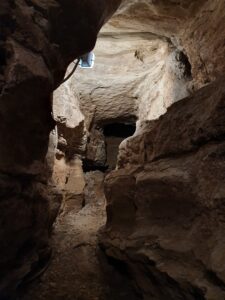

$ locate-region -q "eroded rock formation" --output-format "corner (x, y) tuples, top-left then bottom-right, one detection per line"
(74, 31), (192, 123)
(47, 1), (225, 298)
(101, 78), (225, 300)
(97, 1), (225, 299)
(0, 0), (121, 297)
(106, 0), (225, 89)
(2, 0), (225, 299)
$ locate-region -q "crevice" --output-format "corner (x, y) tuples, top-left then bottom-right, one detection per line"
(176, 50), (192, 79)
(205, 270), (225, 291)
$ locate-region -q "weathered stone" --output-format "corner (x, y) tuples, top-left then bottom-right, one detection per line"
(2, 0), (225, 298)
(75, 33), (191, 124)
(105, 0), (225, 88)
(84, 127), (107, 170)
(0, 0), (121, 297)
(53, 68), (87, 158)
(101, 78), (225, 299)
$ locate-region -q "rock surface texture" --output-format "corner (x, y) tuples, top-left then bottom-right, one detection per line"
(106, 0), (225, 89)
(0, 0), (121, 297)
(75, 28), (192, 124)
(20, 171), (108, 300)
(1, 0), (225, 299)
(20, 171), (140, 300)
(97, 1), (225, 300)
(101, 78), (225, 299)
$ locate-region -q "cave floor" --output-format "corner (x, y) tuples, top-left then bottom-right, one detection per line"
(19, 171), (136, 300)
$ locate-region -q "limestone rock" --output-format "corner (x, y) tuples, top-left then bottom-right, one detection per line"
(0, 0), (121, 297)
(101, 77), (225, 299)
(106, 0), (225, 88)
(84, 171), (105, 207)
(75, 32), (191, 124)
(53, 69), (87, 158)
(181, 0), (225, 88)
(52, 156), (86, 214)
(105, 0), (206, 36)
(84, 128), (107, 170)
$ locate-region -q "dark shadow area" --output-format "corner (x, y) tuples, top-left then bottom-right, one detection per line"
(98, 248), (143, 300)
(104, 123), (136, 138)
(205, 270), (225, 291)
(82, 122), (136, 172)
(104, 122), (136, 169)
(82, 159), (108, 173)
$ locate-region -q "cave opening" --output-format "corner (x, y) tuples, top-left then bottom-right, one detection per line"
(82, 122), (136, 172)
(103, 122), (136, 170)
(103, 122), (136, 138)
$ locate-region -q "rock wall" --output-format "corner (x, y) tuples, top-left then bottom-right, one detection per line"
(0, 0), (121, 297)
(99, 1), (225, 299)
(52, 68), (87, 212)
(106, 0), (225, 89)
(101, 77), (225, 300)
(181, 0), (225, 88)
(1, 0), (225, 298)
(74, 31), (192, 124)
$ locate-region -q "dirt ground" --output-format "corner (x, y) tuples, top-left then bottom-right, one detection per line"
(19, 171), (138, 300)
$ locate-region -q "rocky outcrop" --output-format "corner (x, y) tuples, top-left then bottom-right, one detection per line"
(105, 0), (206, 37)
(105, 0), (225, 89)
(52, 70), (86, 213)
(75, 32), (192, 124)
(181, 0), (225, 88)
(98, 2), (225, 298)
(53, 71), (87, 158)
(100, 77), (225, 299)
(84, 127), (107, 170)
(0, 0), (121, 297)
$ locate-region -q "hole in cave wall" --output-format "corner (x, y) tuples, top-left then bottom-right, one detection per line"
(174, 50), (192, 80)
(103, 123), (136, 138)
(82, 160), (109, 172)
(178, 51), (192, 79)
(82, 122), (136, 172)
(104, 122), (136, 170)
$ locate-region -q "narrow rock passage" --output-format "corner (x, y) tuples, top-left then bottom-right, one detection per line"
(19, 171), (110, 300)
(19, 171), (139, 300)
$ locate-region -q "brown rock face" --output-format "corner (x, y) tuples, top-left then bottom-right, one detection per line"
(1, 0), (225, 298)
(0, 0), (121, 297)
(93, 3), (225, 299)
(75, 35), (192, 123)
(106, 0), (225, 89)
(101, 78), (225, 299)
(182, 0), (225, 87)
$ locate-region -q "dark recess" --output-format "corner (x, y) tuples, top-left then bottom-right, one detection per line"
(82, 159), (108, 173)
(103, 123), (136, 138)
(178, 51), (192, 79)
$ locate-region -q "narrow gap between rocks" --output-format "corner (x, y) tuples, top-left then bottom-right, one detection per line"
(19, 119), (136, 300)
